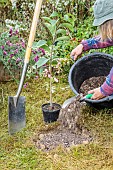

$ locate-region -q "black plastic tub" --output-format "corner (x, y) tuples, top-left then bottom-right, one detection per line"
(68, 52), (113, 109)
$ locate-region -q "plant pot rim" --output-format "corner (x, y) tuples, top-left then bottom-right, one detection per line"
(42, 103), (61, 112)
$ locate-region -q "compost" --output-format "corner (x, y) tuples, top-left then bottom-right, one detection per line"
(34, 76), (106, 151)
(79, 76), (106, 95)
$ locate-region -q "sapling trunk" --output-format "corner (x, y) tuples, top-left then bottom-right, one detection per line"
(49, 43), (54, 108)
(49, 63), (52, 107)
(49, 25), (56, 109)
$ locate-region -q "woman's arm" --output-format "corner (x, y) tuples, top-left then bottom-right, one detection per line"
(100, 67), (113, 96)
(81, 35), (113, 51)
(70, 36), (113, 60)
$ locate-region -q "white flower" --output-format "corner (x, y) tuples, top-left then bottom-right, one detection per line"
(54, 77), (58, 82)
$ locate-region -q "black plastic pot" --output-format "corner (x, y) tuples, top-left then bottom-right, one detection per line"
(69, 52), (113, 109)
(42, 103), (61, 123)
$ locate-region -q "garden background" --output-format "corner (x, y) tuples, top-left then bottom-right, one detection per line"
(0, 0), (113, 169)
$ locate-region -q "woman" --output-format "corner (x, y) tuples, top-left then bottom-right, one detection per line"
(71, 0), (113, 100)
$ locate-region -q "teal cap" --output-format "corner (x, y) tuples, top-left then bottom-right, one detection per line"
(93, 0), (113, 26)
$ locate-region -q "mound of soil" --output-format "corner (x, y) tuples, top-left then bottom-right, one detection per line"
(34, 76), (105, 151)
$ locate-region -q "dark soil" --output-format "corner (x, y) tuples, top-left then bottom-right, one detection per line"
(42, 103), (61, 111)
(79, 76), (106, 95)
(34, 76), (106, 151)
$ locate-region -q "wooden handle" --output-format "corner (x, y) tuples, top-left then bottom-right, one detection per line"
(24, 0), (43, 63)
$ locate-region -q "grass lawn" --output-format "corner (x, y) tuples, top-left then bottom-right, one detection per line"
(0, 76), (113, 170)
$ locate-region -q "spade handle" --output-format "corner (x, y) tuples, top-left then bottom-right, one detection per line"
(25, 0), (43, 63)
(15, 0), (43, 100)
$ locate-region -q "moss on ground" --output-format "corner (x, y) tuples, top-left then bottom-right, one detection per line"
(0, 76), (113, 170)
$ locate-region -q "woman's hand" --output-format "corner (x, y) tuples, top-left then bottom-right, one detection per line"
(88, 87), (105, 100)
(70, 44), (84, 60)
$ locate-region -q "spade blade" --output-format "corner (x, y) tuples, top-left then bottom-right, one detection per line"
(8, 96), (26, 135)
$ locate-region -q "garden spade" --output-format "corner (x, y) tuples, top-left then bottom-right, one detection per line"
(62, 94), (93, 108)
(8, 0), (43, 135)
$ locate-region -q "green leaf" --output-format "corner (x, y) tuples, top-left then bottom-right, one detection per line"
(49, 19), (58, 26)
(56, 29), (66, 35)
(44, 23), (56, 37)
(35, 57), (49, 68)
(51, 55), (58, 59)
(41, 45), (50, 52)
(64, 14), (69, 21)
(50, 11), (59, 17)
(39, 67), (44, 76)
(56, 36), (70, 42)
(59, 23), (74, 32)
(32, 40), (47, 49)
(52, 60), (57, 65)
(63, 14), (75, 26)
(43, 17), (58, 26)
(44, 22), (51, 28)
(42, 17), (51, 22)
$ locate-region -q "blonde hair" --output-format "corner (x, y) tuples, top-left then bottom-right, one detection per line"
(99, 19), (113, 41)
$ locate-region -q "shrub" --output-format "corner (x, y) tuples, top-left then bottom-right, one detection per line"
(0, 28), (46, 82)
